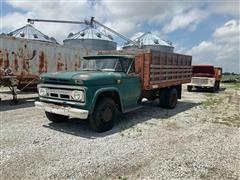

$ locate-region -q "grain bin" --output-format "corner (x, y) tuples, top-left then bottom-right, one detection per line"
(8, 24), (58, 44)
(63, 26), (117, 51)
(123, 32), (174, 53)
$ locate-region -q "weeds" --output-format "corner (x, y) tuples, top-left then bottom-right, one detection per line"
(213, 114), (240, 128)
(222, 82), (240, 90)
(202, 97), (223, 108)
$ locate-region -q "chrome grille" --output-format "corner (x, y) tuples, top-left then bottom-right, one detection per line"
(192, 78), (208, 84)
(38, 84), (85, 105)
(46, 88), (72, 100)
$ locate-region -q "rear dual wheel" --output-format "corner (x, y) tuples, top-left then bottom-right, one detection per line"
(159, 88), (178, 109)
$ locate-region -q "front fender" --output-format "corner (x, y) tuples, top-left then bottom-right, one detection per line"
(89, 87), (124, 114)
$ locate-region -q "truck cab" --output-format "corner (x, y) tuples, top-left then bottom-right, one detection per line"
(35, 55), (141, 132)
(187, 65), (222, 92)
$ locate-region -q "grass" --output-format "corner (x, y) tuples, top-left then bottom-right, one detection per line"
(205, 93), (216, 97)
(222, 82), (240, 90)
(202, 96), (223, 109)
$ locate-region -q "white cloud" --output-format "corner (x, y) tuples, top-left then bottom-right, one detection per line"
(163, 9), (209, 33)
(208, 1), (240, 17)
(213, 20), (240, 43)
(1, 1), (239, 72)
(185, 19), (240, 73)
(2, 1), (91, 42)
(2, 1), (239, 40)
(1, 11), (35, 31)
(2, 1), (195, 42)
(97, 1), (196, 36)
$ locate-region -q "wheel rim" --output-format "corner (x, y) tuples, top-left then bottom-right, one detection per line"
(100, 106), (113, 122)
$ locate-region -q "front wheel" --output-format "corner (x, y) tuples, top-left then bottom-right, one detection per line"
(45, 112), (69, 123)
(187, 86), (192, 92)
(89, 98), (117, 133)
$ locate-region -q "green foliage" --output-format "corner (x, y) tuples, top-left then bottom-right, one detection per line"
(202, 96), (223, 108)
(221, 75), (240, 83)
(223, 83), (240, 90)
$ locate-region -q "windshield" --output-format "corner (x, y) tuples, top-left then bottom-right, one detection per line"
(192, 66), (215, 77)
(193, 66), (214, 74)
(80, 58), (122, 72)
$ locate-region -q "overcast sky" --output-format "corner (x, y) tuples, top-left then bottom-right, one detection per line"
(1, 0), (239, 73)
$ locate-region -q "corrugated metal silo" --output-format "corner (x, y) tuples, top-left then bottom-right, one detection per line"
(8, 24), (58, 44)
(63, 26), (117, 51)
(123, 32), (174, 53)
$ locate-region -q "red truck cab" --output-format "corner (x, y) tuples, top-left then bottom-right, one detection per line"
(187, 65), (222, 92)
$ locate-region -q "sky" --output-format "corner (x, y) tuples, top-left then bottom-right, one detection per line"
(1, 0), (239, 73)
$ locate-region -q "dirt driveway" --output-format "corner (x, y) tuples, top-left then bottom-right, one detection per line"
(1, 84), (239, 179)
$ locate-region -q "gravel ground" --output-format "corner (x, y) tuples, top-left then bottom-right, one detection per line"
(0, 84), (240, 179)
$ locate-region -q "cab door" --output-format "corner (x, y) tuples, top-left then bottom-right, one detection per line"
(119, 58), (141, 110)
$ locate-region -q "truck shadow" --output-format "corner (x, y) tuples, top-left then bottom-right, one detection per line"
(0, 97), (37, 112)
(189, 87), (226, 93)
(43, 100), (200, 139)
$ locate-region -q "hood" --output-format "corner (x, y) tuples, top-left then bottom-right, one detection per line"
(41, 71), (122, 86)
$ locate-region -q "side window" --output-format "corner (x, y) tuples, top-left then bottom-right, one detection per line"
(128, 61), (135, 74)
(115, 60), (123, 71)
(121, 59), (128, 72)
(121, 58), (134, 73)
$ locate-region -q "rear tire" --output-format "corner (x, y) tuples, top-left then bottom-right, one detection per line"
(165, 88), (178, 109)
(210, 84), (217, 92)
(89, 97), (116, 133)
(45, 112), (69, 123)
(159, 89), (167, 108)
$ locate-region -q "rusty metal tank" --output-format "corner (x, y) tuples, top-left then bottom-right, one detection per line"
(63, 26), (117, 51)
(123, 32), (174, 53)
(0, 34), (96, 89)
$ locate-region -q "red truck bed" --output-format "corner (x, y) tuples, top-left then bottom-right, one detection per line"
(99, 49), (192, 90)
(135, 49), (192, 90)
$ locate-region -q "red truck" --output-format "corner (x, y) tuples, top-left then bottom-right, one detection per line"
(187, 64), (222, 92)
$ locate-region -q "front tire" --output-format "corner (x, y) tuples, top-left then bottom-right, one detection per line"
(45, 112), (69, 123)
(187, 86), (192, 92)
(89, 98), (117, 133)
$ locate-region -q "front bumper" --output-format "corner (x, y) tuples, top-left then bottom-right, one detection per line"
(187, 83), (214, 88)
(35, 101), (89, 119)
(187, 77), (215, 88)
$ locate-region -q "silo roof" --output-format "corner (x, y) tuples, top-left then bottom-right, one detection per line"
(8, 24), (58, 43)
(65, 26), (114, 41)
(124, 32), (172, 47)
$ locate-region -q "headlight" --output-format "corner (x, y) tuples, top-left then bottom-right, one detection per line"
(71, 90), (84, 101)
(38, 88), (47, 96)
